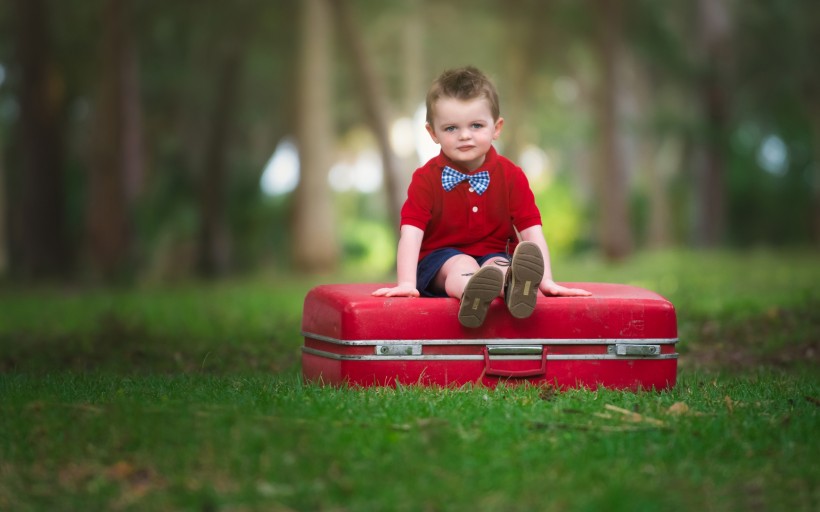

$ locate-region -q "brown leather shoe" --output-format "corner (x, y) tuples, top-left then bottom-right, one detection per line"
(458, 266), (504, 328)
(504, 241), (544, 319)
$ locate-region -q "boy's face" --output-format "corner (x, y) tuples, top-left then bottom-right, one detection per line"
(426, 96), (503, 171)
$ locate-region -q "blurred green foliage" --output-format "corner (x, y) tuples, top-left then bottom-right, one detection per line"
(0, 0), (818, 282)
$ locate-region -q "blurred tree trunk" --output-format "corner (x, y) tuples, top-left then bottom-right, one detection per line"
(196, 53), (236, 278)
(291, 0), (339, 272)
(400, 0), (424, 116)
(632, 62), (675, 249)
(87, 0), (141, 281)
(122, 10), (144, 206)
(593, 0), (634, 260)
(196, 27), (251, 278)
(811, 108), (820, 246)
(396, 0), (425, 199)
(0, 136), (7, 276)
(805, 5), (820, 246)
(13, 0), (70, 279)
(503, 0), (551, 161)
(647, 136), (681, 248)
(330, 0), (402, 229)
(693, 0), (731, 247)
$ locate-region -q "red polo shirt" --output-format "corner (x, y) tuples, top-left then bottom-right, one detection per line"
(401, 146), (542, 260)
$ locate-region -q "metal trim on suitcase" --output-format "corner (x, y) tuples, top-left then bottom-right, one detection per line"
(302, 347), (679, 362)
(301, 332), (679, 361)
(303, 331), (679, 347)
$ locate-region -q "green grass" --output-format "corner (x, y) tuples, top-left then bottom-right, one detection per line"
(0, 250), (818, 511)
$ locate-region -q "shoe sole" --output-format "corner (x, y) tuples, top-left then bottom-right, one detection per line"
(506, 242), (544, 319)
(458, 266), (504, 328)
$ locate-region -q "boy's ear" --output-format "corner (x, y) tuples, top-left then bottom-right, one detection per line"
(425, 123), (439, 144)
(493, 117), (504, 140)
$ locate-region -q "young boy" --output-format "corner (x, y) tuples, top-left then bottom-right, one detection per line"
(373, 66), (590, 327)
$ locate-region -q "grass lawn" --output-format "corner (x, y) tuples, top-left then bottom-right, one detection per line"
(1, 250), (818, 511)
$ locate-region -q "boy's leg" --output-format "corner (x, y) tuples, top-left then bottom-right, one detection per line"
(433, 254), (504, 328)
(505, 241), (545, 319)
(432, 254), (480, 299)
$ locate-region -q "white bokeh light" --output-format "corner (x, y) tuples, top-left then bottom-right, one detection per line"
(414, 103), (440, 164)
(390, 117), (416, 158)
(519, 145), (553, 191)
(328, 149), (383, 193)
(757, 134), (789, 176)
(553, 76), (579, 104)
(260, 138), (300, 196)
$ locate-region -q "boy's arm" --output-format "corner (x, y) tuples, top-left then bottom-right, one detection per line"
(372, 225), (424, 297)
(518, 225), (591, 297)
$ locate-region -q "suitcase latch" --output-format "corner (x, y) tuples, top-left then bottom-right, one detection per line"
(375, 344), (422, 356)
(608, 344), (661, 356)
(484, 345), (547, 378)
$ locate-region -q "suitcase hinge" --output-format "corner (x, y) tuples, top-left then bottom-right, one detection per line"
(375, 344), (422, 356)
(608, 344), (661, 356)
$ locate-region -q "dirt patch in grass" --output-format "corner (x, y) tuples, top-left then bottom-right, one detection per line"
(0, 311), (300, 375)
(680, 302), (820, 373)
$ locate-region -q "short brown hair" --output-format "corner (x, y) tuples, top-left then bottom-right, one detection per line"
(425, 66), (500, 125)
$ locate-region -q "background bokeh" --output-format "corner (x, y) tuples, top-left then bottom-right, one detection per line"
(0, 0), (817, 284)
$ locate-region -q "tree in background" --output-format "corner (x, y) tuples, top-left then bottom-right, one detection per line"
(0, 95), (6, 276)
(693, 0), (731, 247)
(501, 0), (553, 162)
(11, 0), (71, 279)
(196, 5), (257, 278)
(291, 0), (339, 272)
(731, 0), (820, 247)
(331, 0), (403, 229)
(86, 0), (142, 281)
(593, 0), (634, 260)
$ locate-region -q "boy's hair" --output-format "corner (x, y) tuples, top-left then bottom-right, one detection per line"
(425, 66), (500, 125)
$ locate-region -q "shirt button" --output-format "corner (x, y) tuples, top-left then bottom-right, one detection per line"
(468, 187), (475, 193)
(472, 206), (478, 213)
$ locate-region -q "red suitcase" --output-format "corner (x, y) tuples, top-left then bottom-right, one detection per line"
(301, 282), (678, 390)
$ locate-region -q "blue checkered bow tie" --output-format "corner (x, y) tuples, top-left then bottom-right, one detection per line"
(441, 166), (490, 195)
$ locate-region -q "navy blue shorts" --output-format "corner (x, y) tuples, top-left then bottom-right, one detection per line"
(417, 248), (509, 297)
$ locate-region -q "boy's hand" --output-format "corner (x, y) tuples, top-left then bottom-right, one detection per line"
(539, 280), (592, 297)
(372, 284), (421, 298)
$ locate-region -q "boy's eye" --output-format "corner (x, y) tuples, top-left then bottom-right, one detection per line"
(444, 126), (456, 132)
(471, 123), (484, 129)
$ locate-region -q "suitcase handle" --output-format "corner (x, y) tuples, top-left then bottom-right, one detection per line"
(483, 346), (547, 378)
